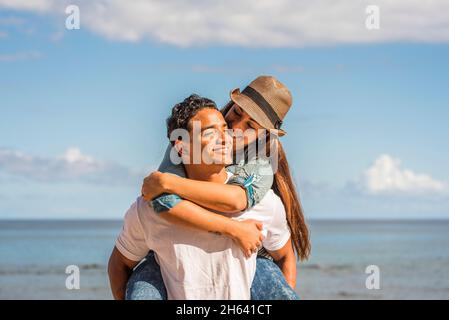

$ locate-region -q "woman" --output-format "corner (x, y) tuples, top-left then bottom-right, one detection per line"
(129, 76), (310, 300)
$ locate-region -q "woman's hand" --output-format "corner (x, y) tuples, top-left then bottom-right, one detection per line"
(229, 219), (264, 258)
(141, 171), (167, 201)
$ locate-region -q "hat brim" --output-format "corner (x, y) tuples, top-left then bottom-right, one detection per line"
(223, 88), (286, 137)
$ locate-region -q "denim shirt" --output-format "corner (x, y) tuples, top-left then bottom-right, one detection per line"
(152, 144), (274, 213)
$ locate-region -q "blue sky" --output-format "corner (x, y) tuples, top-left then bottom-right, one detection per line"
(1, 1), (449, 219)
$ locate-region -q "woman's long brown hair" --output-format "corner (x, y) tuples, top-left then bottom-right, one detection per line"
(269, 138), (311, 261)
(222, 102), (311, 260)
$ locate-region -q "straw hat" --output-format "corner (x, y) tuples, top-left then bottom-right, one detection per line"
(221, 75), (292, 136)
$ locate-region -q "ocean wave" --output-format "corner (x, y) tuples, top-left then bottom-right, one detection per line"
(0, 264), (106, 275)
(301, 263), (353, 272)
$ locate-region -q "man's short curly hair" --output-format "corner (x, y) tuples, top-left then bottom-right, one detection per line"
(166, 94), (218, 139)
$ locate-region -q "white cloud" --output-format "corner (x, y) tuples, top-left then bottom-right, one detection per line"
(61, 147), (95, 164)
(1, 0), (449, 47)
(354, 154), (449, 197)
(0, 147), (145, 185)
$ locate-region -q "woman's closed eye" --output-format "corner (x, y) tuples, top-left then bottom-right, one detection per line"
(233, 106), (242, 116)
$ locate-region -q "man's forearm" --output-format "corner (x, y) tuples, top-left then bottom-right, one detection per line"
(108, 263), (132, 300)
(267, 240), (297, 289)
(275, 254), (297, 289)
(108, 248), (134, 300)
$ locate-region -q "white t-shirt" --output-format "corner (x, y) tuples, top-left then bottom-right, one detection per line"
(115, 173), (290, 300)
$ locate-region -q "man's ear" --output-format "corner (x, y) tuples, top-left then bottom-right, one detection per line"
(174, 139), (183, 156)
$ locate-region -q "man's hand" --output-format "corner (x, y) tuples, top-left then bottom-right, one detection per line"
(141, 171), (167, 201)
(228, 219), (264, 258)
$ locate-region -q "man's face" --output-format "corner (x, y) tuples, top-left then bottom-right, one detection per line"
(182, 108), (232, 166)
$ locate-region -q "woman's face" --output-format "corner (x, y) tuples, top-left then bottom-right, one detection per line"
(224, 103), (264, 151)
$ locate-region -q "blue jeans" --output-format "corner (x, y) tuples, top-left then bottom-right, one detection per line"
(126, 251), (299, 300)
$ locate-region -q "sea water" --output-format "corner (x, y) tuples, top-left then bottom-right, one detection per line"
(0, 219), (448, 299)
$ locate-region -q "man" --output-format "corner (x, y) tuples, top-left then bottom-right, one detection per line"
(108, 94), (292, 299)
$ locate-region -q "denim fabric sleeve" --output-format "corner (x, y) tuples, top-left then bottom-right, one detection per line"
(151, 144), (186, 213)
(226, 157), (274, 209)
(152, 193), (183, 213)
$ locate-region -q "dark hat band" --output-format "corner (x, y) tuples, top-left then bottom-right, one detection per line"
(241, 86), (282, 129)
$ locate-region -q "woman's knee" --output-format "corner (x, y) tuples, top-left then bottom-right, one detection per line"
(125, 252), (167, 300)
(251, 257), (299, 300)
